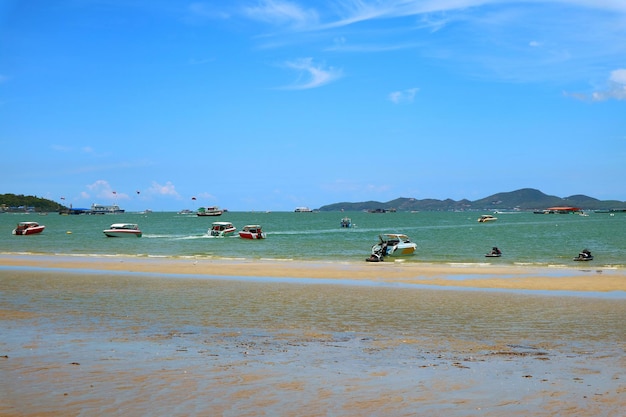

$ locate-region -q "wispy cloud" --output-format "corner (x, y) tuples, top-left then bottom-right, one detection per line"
(147, 181), (181, 198)
(565, 69), (626, 101)
(243, 0), (319, 29)
(280, 57), (342, 89)
(86, 180), (129, 201)
(235, 0), (626, 32)
(186, 2), (231, 20)
(50, 144), (110, 157)
(322, 0), (626, 29)
(389, 87), (420, 104)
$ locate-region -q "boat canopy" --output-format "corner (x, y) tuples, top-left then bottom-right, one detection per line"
(379, 234), (411, 243)
(546, 206), (582, 213)
(108, 223), (139, 229)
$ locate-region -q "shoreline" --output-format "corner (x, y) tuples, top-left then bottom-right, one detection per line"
(1, 253), (624, 294)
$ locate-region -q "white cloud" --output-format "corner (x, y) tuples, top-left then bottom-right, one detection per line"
(237, 0), (626, 32)
(609, 68), (626, 84)
(86, 180), (129, 201)
(389, 88), (420, 104)
(324, 0), (626, 29)
(281, 57), (343, 89)
(147, 181), (181, 198)
(243, 0), (319, 29)
(566, 69), (626, 101)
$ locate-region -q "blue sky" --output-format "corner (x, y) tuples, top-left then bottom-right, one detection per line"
(1, 0), (625, 211)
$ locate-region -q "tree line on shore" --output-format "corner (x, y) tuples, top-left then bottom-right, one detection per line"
(0, 194), (66, 213)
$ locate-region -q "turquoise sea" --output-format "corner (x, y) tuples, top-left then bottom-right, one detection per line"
(2, 210), (624, 267)
(2, 210), (625, 416)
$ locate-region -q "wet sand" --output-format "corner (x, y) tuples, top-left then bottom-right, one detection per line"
(1, 254), (625, 416)
(1, 253), (625, 293)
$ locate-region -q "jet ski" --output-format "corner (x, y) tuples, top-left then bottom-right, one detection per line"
(573, 249), (593, 261)
(485, 247), (502, 257)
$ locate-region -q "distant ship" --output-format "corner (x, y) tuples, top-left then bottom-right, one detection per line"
(89, 204), (125, 214)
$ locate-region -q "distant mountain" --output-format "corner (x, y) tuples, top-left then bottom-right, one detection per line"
(318, 188), (626, 212)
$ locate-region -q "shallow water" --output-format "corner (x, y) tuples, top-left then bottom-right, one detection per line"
(1, 270), (624, 416)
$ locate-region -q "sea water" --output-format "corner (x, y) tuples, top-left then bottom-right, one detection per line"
(1, 210), (624, 267)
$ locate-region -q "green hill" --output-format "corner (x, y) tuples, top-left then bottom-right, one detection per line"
(318, 188), (626, 212)
(0, 194), (66, 213)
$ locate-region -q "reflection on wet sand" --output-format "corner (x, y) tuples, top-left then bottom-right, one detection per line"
(1, 269), (625, 416)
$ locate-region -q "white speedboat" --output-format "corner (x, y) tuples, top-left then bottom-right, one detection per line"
(12, 221), (45, 235)
(368, 234), (417, 261)
(238, 225), (266, 239)
(478, 214), (497, 223)
(103, 223), (142, 237)
(209, 221), (236, 237)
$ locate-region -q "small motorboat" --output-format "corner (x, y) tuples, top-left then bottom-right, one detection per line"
(478, 214), (497, 223)
(367, 234), (417, 261)
(239, 225), (266, 239)
(103, 223), (142, 237)
(485, 246), (502, 257)
(573, 249), (593, 261)
(209, 221), (236, 237)
(12, 221), (45, 235)
(340, 217), (352, 228)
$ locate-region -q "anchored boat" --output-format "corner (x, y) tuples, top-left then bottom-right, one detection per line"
(367, 233), (417, 262)
(209, 221), (236, 237)
(103, 223), (142, 237)
(12, 221), (45, 235)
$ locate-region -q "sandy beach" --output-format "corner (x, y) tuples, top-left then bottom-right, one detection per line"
(1, 254), (625, 416)
(1, 253), (625, 293)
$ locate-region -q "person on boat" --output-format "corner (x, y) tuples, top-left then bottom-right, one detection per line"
(490, 247), (502, 255)
(578, 249), (592, 259)
(380, 242), (389, 257)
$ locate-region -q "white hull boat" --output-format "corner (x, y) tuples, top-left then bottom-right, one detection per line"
(103, 223), (142, 237)
(367, 233), (417, 261)
(239, 225), (266, 239)
(209, 222), (236, 237)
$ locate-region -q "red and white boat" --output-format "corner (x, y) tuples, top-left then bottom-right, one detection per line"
(12, 221), (45, 235)
(103, 223), (142, 237)
(238, 225), (266, 240)
(209, 221), (236, 237)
